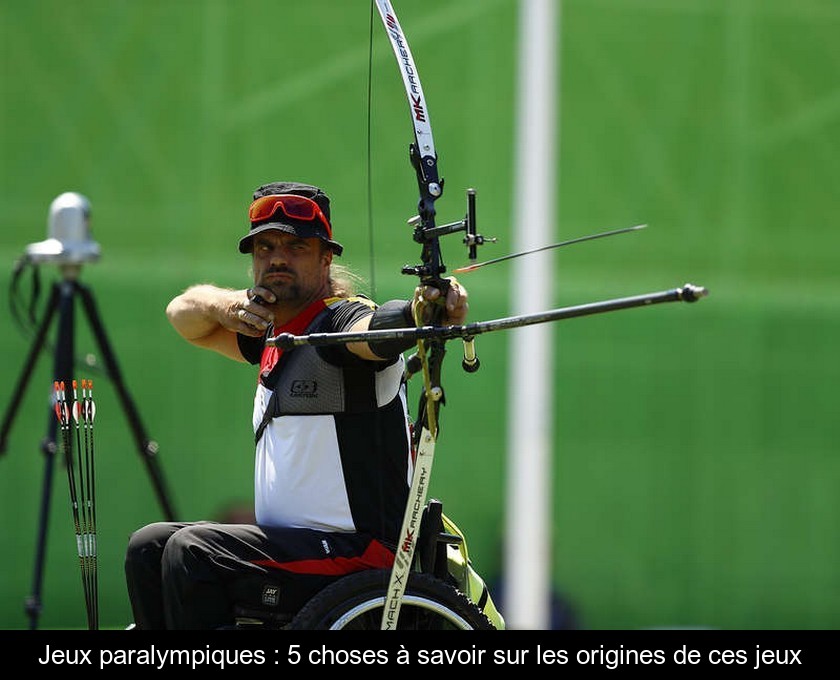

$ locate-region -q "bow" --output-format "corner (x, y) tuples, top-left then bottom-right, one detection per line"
(372, 0), (469, 629)
(269, 0), (709, 630)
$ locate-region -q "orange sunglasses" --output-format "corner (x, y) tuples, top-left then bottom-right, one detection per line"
(248, 194), (333, 238)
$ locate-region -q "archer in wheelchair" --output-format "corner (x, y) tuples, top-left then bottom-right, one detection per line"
(124, 181), (503, 630)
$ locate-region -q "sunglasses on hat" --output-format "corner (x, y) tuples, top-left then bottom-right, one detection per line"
(248, 194), (334, 240)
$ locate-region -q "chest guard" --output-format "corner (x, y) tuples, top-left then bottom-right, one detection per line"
(254, 306), (402, 443)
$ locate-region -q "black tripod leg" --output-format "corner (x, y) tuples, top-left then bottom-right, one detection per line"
(76, 283), (177, 520)
(0, 283), (60, 455)
(28, 281), (75, 629)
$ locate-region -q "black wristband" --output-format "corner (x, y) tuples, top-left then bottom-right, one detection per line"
(368, 299), (416, 359)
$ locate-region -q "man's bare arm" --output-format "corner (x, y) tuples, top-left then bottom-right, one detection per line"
(166, 284), (273, 361)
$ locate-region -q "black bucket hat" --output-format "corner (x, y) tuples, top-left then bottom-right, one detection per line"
(238, 181), (343, 256)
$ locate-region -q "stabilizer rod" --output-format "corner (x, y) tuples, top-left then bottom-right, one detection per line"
(269, 283), (709, 350)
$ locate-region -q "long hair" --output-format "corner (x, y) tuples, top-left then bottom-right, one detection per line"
(328, 262), (368, 298)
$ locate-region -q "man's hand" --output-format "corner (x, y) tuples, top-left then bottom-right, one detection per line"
(232, 286), (276, 336)
(414, 277), (469, 326)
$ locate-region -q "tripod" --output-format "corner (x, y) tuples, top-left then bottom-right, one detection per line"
(0, 264), (177, 630)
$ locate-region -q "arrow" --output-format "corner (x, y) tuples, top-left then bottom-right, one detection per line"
(453, 224), (647, 273)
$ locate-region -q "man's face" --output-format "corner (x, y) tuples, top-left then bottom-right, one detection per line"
(251, 231), (332, 304)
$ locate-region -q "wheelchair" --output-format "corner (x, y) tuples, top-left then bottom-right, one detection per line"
(230, 499), (505, 630)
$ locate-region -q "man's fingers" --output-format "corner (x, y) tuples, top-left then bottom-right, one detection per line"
(248, 286), (275, 304)
(446, 281), (466, 312)
(239, 287), (275, 328)
(237, 306), (270, 331)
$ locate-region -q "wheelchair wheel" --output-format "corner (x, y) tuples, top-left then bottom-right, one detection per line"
(285, 568), (496, 630)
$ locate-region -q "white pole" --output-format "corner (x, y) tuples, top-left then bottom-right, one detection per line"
(504, 0), (559, 630)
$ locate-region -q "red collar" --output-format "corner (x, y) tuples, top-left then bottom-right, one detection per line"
(259, 298), (331, 378)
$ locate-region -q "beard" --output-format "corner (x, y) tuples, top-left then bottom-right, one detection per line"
(258, 258), (329, 306)
(264, 279), (302, 302)
(259, 267), (311, 303)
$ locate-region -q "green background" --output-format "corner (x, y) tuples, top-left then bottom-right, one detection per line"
(1, 0), (838, 630)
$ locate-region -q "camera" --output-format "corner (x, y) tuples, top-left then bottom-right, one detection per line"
(25, 192), (100, 265)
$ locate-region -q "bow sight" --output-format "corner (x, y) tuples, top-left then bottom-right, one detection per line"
(402, 188), (496, 279)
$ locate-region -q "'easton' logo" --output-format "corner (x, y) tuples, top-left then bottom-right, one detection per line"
(290, 380), (317, 398)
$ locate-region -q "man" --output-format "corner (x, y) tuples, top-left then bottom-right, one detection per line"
(124, 181), (468, 629)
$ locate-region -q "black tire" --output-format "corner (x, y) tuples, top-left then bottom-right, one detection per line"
(285, 569), (496, 630)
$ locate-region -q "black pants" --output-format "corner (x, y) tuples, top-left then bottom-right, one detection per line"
(124, 521), (395, 629)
